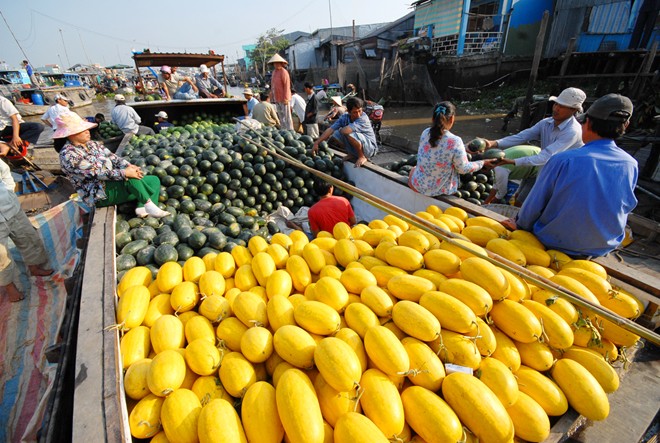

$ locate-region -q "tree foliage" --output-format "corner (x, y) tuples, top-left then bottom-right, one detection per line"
(249, 28), (290, 77)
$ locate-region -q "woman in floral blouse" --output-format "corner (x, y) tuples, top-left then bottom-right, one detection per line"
(408, 102), (496, 196)
(54, 113), (169, 218)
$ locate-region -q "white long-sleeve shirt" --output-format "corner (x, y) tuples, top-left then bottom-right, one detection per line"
(496, 116), (583, 168)
(111, 104), (141, 134)
(290, 93), (306, 121)
(42, 103), (72, 130)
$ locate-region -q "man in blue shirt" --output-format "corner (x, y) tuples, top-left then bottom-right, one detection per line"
(502, 94), (638, 257)
(312, 97), (378, 168)
(22, 60), (41, 86)
(154, 111), (174, 133)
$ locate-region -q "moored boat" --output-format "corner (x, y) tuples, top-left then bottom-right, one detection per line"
(128, 51), (246, 127)
(1, 69), (96, 116)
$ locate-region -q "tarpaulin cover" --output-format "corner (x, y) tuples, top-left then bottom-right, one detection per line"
(0, 200), (84, 442)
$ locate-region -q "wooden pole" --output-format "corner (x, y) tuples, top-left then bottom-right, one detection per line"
(221, 59), (228, 97)
(559, 37), (576, 77)
(520, 10), (549, 131)
(631, 40), (658, 99)
(379, 57), (386, 88)
(132, 57), (146, 99)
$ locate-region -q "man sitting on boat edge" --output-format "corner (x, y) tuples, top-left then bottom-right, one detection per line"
(195, 64), (225, 98)
(312, 96), (378, 168)
(158, 65), (198, 100)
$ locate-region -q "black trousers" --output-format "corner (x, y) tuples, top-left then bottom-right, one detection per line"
(1, 121), (45, 145)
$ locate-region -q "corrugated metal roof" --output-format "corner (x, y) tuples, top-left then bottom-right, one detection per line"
(589, 1), (631, 33)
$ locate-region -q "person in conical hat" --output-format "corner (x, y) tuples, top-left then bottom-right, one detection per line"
(268, 53), (294, 131)
(54, 113), (169, 218)
(323, 95), (347, 123)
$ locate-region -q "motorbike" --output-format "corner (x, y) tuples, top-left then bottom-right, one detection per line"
(365, 100), (384, 144)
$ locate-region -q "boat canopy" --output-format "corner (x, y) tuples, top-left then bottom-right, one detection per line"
(132, 52), (225, 69)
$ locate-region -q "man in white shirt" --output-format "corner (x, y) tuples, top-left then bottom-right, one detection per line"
(41, 94), (72, 130)
(483, 87), (586, 185)
(290, 87), (306, 133)
(0, 96), (45, 150)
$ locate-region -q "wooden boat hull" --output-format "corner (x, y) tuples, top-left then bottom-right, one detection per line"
(13, 86), (96, 116)
(129, 97), (246, 127)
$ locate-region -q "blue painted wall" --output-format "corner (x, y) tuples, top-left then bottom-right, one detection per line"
(504, 0), (553, 56)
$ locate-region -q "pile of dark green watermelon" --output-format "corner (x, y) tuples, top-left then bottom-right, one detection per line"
(387, 153), (496, 205)
(114, 114), (346, 278)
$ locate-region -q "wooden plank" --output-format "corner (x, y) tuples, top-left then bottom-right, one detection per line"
(594, 254), (660, 298)
(571, 345), (660, 442)
(72, 208), (109, 441)
(548, 73), (656, 80)
(101, 208), (128, 442)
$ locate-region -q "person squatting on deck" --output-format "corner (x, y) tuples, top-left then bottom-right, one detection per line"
(501, 93), (638, 257)
(408, 102), (496, 196)
(312, 97), (378, 168)
(252, 92), (281, 128)
(268, 53), (293, 131)
(0, 96), (45, 150)
(54, 113), (170, 219)
(0, 144), (53, 302)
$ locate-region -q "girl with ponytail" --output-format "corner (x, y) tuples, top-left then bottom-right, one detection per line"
(408, 101), (495, 196)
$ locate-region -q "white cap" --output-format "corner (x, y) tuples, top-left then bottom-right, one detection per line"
(549, 87), (587, 112)
(114, 94), (126, 102)
(54, 93), (66, 101)
(199, 64), (210, 73)
(155, 111), (168, 119)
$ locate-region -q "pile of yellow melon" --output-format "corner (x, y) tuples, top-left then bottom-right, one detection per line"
(117, 204), (643, 443)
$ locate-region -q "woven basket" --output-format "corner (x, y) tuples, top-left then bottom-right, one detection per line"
(482, 204), (520, 218)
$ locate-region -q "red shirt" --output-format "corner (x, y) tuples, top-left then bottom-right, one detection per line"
(270, 68), (291, 104)
(308, 196), (355, 233)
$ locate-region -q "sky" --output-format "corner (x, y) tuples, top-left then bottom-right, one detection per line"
(0, 0), (413, 70)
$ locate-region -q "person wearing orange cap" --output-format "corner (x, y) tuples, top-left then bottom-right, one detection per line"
(268, 53), (293, 131)
(54, 113), (169, 218)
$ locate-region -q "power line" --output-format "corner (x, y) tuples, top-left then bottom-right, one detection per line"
(0, 9), (31, 62)
(59, 28), (72, 69)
